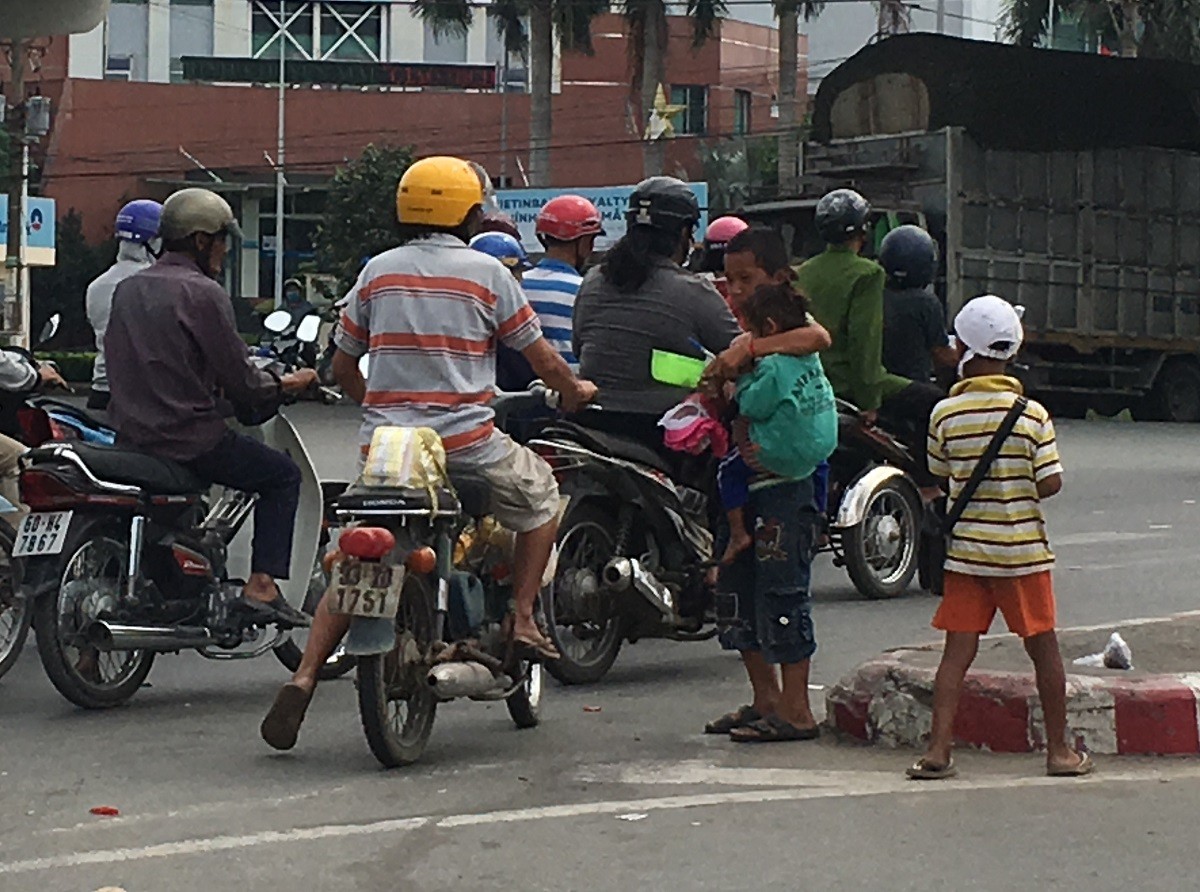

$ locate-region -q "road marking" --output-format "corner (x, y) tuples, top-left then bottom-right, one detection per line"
(1054, 531), (1168, 547)
(6, 764), (1200, 876)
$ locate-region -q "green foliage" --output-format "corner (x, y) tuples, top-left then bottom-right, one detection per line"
(1004, 0), (1200, 60)
(701, 135), (782, 211)
(34, 351), (95, 384)
(30, 209), (115, 350)
(314, 144), (414, 292)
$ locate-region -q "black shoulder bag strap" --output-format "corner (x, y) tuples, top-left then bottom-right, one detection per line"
(942, 396), (1029, 535)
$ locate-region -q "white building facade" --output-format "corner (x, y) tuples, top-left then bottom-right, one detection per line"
(69, 0), (521, 85)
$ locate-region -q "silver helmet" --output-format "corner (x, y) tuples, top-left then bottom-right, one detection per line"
(159, 188), (240, 241)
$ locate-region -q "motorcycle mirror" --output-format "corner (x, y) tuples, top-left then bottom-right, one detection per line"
(264, 310), (291, 333)
(358, 354), (370, 379)
(296, 314), (321, 344)
(37, 313), (61, 346)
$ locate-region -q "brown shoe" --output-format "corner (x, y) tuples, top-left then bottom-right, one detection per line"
(261, 683), (314, 751)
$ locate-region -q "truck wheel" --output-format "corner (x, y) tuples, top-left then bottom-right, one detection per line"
(1146, 360), (1200, 423)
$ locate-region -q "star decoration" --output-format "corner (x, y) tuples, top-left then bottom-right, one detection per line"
(645, 83), (687, 141)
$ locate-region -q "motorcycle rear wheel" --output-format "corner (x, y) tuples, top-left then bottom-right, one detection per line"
(357, 572), (438, 768)
(843, 478), (920, 600)
(545, 504), (624, 685)
(0, 523), (28, 682)
(33, 521), (154, 708)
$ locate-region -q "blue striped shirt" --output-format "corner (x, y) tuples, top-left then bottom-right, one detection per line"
(523, 259), (582, 369)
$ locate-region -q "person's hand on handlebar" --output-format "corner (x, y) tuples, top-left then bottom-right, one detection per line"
(560, 378), (598, 414)
(38, 364), (69, 391)
(281, 368), (318, 394)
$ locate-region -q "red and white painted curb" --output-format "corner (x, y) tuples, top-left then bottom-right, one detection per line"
(826, 653), (1200, 756)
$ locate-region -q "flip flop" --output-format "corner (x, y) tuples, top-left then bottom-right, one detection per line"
(261, 682), (314, 751)
(513, 630), (561, 661)
(704, 705), (762, 735)
(906, 757), (958, 780)
(729, 715), (821, 743)
(1047, 751), (1094, 777)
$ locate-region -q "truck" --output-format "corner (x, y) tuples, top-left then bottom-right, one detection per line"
(742, 34), (1200, 421)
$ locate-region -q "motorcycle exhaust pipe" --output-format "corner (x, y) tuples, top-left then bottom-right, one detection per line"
(85, 620), (217, 653)
(603, 557), (675, 617)
(426, 661), (504, 701)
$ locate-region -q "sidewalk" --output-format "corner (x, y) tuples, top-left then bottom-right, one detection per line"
(826, 611), (1200, 755)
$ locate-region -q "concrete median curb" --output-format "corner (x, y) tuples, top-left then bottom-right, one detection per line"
(826, 614), (1200, 756)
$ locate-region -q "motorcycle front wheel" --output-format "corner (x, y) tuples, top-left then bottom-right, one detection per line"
(357, 571), (438, 768)
(0, 524), (28, 682)
(843, 478), (921, 600)
(544, 503), (624, 685)
(33, 519), (154, 708)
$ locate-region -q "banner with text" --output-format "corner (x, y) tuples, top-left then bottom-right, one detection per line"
(0, 196), (57, 267)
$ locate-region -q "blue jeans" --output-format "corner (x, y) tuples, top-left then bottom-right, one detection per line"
(717, 477), (818, 665)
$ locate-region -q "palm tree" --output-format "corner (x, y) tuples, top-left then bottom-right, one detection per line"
(621, 0), (726, 177)
(1003, 0), (1200, 60)
(774, 0), (823, 195)
(415, 0), (606, 187)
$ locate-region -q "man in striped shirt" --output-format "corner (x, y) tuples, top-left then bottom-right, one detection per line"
(262, 158), (596, 751)
(523, 195), (605, 370)
(908, 295), (1091, 780)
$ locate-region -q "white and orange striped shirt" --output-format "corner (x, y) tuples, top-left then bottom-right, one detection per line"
(928, 376), (1062, 577)
(336, 233), (543, 464)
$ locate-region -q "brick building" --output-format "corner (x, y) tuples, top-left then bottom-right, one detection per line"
(7, 3), (804, 298)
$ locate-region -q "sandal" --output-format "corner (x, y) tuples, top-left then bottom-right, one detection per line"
(260, 682), (314, 751)
(704, 705), (762, 735)
(512, 629), (561, 661)
(906, 757), (958, 780)
(1047, 751), (1094, 777)
(729, 715), (821, 743)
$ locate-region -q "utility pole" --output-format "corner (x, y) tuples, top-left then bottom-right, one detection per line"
(273, 0), (286, 308)
(936, 0), (946, 33)
(3, 39), (28, 345)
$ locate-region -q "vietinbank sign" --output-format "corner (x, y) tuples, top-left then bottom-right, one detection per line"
(0, 196), (57, 267)
(495, 184), (709, 253)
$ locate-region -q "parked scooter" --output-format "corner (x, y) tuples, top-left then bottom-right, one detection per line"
(330, 387), (555, 768)
(14, 316), (350, 709)
(527, 398), (927, 685)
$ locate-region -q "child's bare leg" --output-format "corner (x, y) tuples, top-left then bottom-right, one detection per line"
(1024, 631), (1085, 770)
(924, 632), (980, 766)
(722, 507), (753, 565)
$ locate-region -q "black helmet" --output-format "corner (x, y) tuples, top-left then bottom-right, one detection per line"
(626, 176), (701, 233)
(814, 188), (870, 244)
(879, 224), (938, 289)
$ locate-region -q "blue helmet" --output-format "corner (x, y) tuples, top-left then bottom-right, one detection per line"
(879, 224), (938, 289)
(115, 199), (163, 244)
(469, 231), (532, 271)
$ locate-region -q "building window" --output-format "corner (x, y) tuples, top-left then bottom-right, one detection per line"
(733, 89), (751, 136)
(107, 0), (149, 81)
(170, 0), (214, 82)
(670, 84), (708, 135)
(105, 55), (133, 81)
(423, 20), (468, 64)
(252, 2), (384, 62)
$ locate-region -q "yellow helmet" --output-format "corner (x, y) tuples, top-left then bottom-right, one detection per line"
(397, 156), (485, 228)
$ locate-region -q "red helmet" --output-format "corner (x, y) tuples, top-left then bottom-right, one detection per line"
(536, 195), (605, 243)
(705, 215), (749, 248)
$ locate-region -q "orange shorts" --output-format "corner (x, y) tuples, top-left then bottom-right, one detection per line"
(933, 571), (1056, 639)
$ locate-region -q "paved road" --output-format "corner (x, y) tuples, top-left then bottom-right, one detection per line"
(2, 410), (1199, 891)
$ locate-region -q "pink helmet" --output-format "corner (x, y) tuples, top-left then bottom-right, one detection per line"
(704, 215), (749, 248)
(536, 195), (605, 243)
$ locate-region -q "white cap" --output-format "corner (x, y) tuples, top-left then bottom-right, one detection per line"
(954, 294), (1025, 375)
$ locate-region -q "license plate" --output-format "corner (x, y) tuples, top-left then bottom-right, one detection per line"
(328, 559), (405, 619)
(14, 511), (73, 558)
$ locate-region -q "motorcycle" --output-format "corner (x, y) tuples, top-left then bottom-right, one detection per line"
(329, 387), (555, 768)
(14, 315), (352, 709)
(527, 399), (927, 685)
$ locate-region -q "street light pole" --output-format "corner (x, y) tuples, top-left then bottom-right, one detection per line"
(274, 0), (286, 308)
(3, 38), (27, 345)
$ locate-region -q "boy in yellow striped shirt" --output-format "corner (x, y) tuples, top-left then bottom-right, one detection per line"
(907, 295), (1092, 780)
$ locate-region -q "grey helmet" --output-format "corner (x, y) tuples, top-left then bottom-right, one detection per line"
(159, 188), (241, 241)
(626, 176), (701, 233)
(814, 188), (870, 244)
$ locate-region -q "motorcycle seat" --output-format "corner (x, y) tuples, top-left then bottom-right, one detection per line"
(537, 421), (672, 475)
(335, 472), (492, 518)
(66, 443), (207, 495)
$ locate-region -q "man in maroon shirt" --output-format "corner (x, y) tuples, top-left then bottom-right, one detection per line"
(106, 188), (315, 626)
